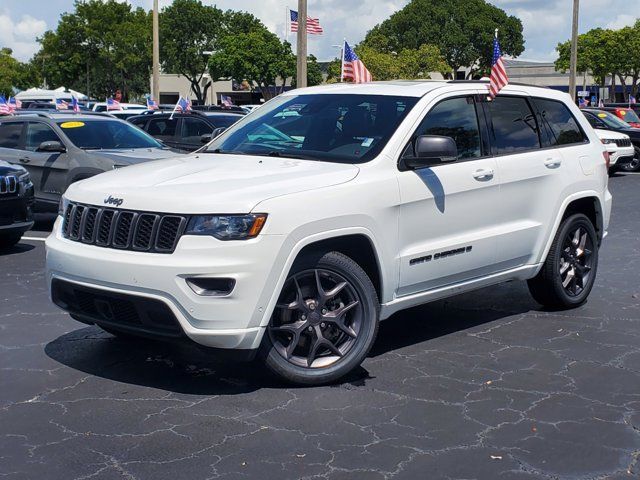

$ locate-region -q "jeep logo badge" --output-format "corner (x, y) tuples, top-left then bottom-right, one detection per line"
(104, 195), (124, 207)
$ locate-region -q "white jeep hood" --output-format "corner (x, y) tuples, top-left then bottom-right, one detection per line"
(65, 153), (360, 213)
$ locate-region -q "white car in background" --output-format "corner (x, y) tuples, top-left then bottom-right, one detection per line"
(92, 102), (147, 113)
(595, 129), (634, 173)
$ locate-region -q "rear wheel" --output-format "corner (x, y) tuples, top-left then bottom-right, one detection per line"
(260, 251), (379, 385)
(527, 213), (598, 309)
(621, 146), (640, 172)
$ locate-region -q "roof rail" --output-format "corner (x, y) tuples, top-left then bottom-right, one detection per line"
(445, 79), (549, 89)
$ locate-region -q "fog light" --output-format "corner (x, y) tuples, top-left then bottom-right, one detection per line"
(186, 277), (235, 296)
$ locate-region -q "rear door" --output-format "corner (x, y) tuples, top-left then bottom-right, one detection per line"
(23, 121), (72, 207)
(146, 116), (179, 149)
(396, 93), (502, 296)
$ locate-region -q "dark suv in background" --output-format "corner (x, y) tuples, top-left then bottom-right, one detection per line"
(0, 160), (34, 248)
(128, 111), (245, 152)
(582, 108), (640, 171)
(0, 112), (178, 212)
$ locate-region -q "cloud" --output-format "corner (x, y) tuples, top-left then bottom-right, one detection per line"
(606, 13), (636, 29)
(0, 13), (47, 61)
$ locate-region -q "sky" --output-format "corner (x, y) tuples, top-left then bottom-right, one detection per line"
(0, 0), (638, 63)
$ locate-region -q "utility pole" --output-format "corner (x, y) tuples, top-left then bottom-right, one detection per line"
(152, 0), (160, 101)
(296, 0), (307, 88)
(568, 0), (579, 103)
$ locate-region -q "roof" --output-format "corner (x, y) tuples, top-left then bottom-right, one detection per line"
(285, 80), (561, 98)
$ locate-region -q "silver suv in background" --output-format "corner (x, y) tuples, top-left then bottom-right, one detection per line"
(0, 113), (178, 212)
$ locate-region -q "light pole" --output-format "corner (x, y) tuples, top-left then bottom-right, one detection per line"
(152, 0), (160, 102)
(296, 0), (307, 88)
(568, 0), (579, 103)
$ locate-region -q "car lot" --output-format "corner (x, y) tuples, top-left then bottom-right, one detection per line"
(1, 174), (639, 479)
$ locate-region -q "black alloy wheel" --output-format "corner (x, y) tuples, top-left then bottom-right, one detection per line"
(559, 224), (594, 297)
(621, 146), (640, 172)
(261, 251), (379, 385)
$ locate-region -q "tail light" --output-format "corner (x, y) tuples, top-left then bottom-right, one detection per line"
(603, 150), (610, 170)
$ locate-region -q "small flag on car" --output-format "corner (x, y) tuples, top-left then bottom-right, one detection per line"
(0, 96), (11, 115)
(342, 41), (372, 83)
(221, 95), (233, 107)
(489, 30), (508, 98)
(579, 98), (590, 108)
(106, 97), (121, 111)
(290, 10), (323, 35)
(71, 95), (80, 112)
(8, 97), (21, 112)
(55, 98), (69, 110)
(146, 96), (159, 110)
(170, 96), (191, 119)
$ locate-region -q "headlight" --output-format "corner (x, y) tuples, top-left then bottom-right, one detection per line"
(18, 171), (31, 184)
(601, 139), (615, 144)
(185, 214), (267, 240)
(58, 196), (69, 217)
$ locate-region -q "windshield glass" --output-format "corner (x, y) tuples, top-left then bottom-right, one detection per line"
(57, 119), (163, 149)
(207, 114), (244, 128)
(593, 111), (631, 129)
(616, 108), (640, 123)
(205, 94), (418, 163)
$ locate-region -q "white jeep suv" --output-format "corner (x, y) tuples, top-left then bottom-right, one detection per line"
(46, 82), (612, 385)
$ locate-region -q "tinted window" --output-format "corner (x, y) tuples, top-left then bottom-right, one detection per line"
(57, 120), (162, 149)
(25, 123), (61, 151)
(414, 96), (481, 159)
(147, 118), (177, 139)
(181, 118), (212, 138)
(584, 110), (630, 129)
(207, 114), (243, 128)
(488, 97), (540, 154)
(536, 99), (585, 146)
(206, 94), (418, 164)
(0, 122), (22, 148)
(128, 117), (148, 127)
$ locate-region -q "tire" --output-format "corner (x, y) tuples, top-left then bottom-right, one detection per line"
(527, 213), (598, 309)
(621, 146), (640, 172)
(260, 251), (379, 385)
(0, 233), (23, 249)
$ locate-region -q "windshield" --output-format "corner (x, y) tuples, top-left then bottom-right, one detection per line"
(205, 94), (418, 163)
(207, 114), (244, 128)
(57, 119), (163, 150)
(587, 111), (631, 129)
(616, 108), (640, 123)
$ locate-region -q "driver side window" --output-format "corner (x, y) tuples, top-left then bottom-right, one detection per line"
(411, 96), (482, 160)
(25, 123), (61, 152)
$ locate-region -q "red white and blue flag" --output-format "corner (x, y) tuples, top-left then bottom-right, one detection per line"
(489, 33), (509, 98)
(106, 97), (121, 111)
(170, 96), (191, 119)
(71, 96), (80, 112)
(579, 98), (590, 108)
(0, 96), (11, 115)
(146, 96), (159, 110)
(290, 10), (323, 35)
(342, 41), (372, 83)
(220, 95), (233, 107)
(8, 97), (21, 112)
(55, 98), (69, 110)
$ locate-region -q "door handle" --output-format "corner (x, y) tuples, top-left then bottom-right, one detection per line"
(19, 157), (30, 164)
(544, 158), (562, 168)
(472, 168), (494, 180)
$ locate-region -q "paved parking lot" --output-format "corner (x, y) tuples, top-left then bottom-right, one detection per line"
(1, 174), (640, 480)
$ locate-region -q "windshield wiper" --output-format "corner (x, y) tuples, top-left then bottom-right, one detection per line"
(263, 150), (316, 160)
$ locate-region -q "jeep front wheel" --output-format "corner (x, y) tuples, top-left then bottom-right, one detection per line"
(527, 213), (598, 309)
(261, 251), (379, 385)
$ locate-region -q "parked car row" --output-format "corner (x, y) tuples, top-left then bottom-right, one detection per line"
(0, 160), (34, 248)
(581, 108), (640, 171)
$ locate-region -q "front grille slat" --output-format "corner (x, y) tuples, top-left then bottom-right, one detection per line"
(615, 138), (632, 147)
(62, 202), (185, 254)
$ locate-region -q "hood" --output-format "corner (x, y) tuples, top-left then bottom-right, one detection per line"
(92, 148), (178, 165)
(65, 153), (360, 213)
(0, 160), (26, 176)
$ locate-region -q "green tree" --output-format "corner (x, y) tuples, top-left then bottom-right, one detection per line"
(362, 0), (524, 78)
(32, 0), (151, 100)
(291, 55), (323, 88)
(616, 22), (640, 98)
(211, 26), (295, 100)
(0, 48), (39, 97)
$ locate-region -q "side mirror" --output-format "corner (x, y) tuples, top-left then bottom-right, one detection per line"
(212, 127), (227, 138)
(37, 141), (66, 153)
(200, 133), (213, 143)
(402, 135), (458, 170)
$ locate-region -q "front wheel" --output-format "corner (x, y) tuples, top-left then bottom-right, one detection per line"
(621, 146), (640, 172)
(260, 251), (379, 385)
(527, 213), (598, 309)
(0, 233), (23, 249)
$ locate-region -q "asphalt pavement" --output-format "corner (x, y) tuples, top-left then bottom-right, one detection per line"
(1, 174), (640, 480)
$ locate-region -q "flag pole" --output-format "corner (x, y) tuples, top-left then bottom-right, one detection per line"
(340, 39), (346, 83)
(169, 97), (180, 120)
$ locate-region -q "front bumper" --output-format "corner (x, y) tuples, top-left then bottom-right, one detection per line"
(607, 146), (635, 166)
(46, 216), (287, 350)
(0, 190), (34, 234)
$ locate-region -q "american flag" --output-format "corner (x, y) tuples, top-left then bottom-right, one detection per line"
(8, 97), (21, 112)
(489, 34), (508, 98)
(176, 97), (192, 113)
(220, 95), (233, 107)
(342, 41), (372, 83)
(106, 97), (121, 111)
(55, 98), (69, 110)
(0, 96), (11, 115)
(290, 10), (323, 35)
(579, 98), (590, 108)
(71, 96), (80, 112)
(146, 97), (159, 110)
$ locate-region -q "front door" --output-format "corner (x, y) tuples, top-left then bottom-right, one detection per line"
(396, 94), (502, 297)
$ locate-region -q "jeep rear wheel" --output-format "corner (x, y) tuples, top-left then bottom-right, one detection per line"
(527, 213), (598, 309)
(260, 251), (379, 385)
(621, 146), (640, 172)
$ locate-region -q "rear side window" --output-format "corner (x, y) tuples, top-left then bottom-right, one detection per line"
(147, 118), (177, 137)
(0, 122), (23, 149)
(414, 96), (482, 159)
(488, 97), (540, 154)
(536, 98), (586, 146)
